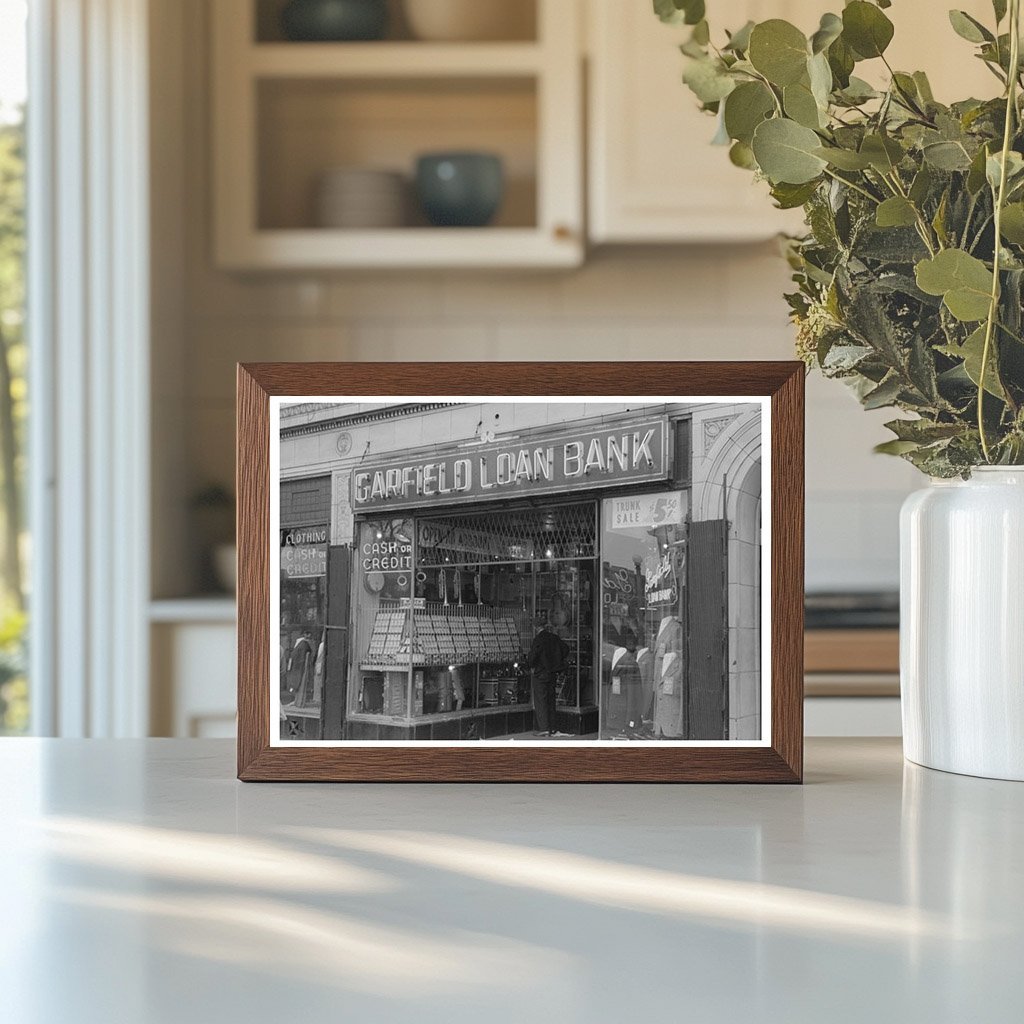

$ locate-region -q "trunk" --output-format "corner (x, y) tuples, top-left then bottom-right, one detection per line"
(0, 323), (23, 608)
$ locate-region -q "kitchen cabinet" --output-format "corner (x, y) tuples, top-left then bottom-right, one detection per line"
(150, 600), (237, 737)
(211, 0), (583, 269)
(587, 0), (812, 243)
(587, 0), (998, 244)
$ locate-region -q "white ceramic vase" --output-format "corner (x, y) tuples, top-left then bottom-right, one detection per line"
(901, 467), (1024, 780)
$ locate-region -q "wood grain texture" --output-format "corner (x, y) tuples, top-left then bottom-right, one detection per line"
(805, 629), (899, 674)
(236, 365), (270, 778)
(236, 361), (805, 783)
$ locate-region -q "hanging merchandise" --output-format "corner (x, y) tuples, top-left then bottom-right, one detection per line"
(439, 567), (448, 606)
(455, 568), (463, 607)
(653, 616), (684, 738)
(605, 646), (643, 736)
(636, 646), (655, 725)
(654, 620), (685, 739)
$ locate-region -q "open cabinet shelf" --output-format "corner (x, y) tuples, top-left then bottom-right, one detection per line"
(212, 0), (583, 269)
(249, 42), (546, 77)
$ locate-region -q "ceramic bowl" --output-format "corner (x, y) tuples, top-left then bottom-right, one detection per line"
(316, 168), (407, 228)
(281, 0), (389, 42)
(403, 0), (534, 42)
(415, 152), (504, 228)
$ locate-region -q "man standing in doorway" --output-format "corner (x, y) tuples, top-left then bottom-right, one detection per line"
(529, 622), (569, 737)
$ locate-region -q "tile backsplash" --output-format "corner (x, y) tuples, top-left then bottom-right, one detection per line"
(182, 246), (917, 593)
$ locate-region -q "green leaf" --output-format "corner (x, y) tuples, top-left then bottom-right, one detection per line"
(861, 133), (904, 173)
(1000, 203), (1024, 245)
(875, 439), (922, 455)
(808, 51), (833, 108)
(729, 140), (757, 170)
(909, 164), (933, 205)
(986, 150), (1024, 191)
(842, 1), (895, 59)
(948, 10), (994, 44)
(932, 190), (950, 247)
(862, 374), (903, 409)
(723, 81), (775, 144)
(810, 12), (843, 54)
(891, 71), (918, 101)
(837, 76), (879, 104)
(724, 20), (755, 53)
(784, 80), (824, 129)
(682, 57), (736, 104)
(993, 0), (1008, 24)
(915, 249), (994, 322)
(814, 146), (872, 170)
(751, 118), (828, 184)
(922, 140), (973, 171)
(653, 0), (705, 26)
(967, 144), (991, 193)
(771, 180), (820, 209)
(885, 418), (963, 443)
(876, 197), (918, 228)
(827, 36), (856, 89)
(748, 20), (809, 86)
(939, 326), (1006, 398)
(913, 71), (935, 104)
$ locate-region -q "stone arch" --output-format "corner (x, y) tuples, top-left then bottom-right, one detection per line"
(695, 409), (763, 525)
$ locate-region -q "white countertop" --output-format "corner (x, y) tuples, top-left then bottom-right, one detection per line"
(1, 738), (1020, 1023)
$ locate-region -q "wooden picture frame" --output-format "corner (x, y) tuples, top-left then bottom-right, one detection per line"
(238, 362), (804, 782)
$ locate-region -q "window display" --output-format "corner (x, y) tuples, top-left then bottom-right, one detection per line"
(279, 523), (328, 737)
(600, 491), (689, 739)
(350, 503), (598, 734)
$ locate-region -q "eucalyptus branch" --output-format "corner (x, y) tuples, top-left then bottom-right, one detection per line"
(979, 0), (1021, 462)
(884, 170), (939, 254)
(822, 167), (881, 205)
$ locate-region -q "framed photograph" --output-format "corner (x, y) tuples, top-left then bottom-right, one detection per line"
(237, 362), (804, 782)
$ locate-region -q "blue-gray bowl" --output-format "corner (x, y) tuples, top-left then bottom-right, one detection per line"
(415, 152), (505, 228)
(281, 0), (388, 42)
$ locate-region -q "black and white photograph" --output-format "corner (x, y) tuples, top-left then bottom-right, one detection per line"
(271, 397), (768, 745)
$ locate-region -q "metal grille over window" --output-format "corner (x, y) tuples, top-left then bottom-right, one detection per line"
(416, 502), (597, 567)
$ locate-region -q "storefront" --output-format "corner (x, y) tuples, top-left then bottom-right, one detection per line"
(278, 401), (762, 742)
(279, 476), (330, 739)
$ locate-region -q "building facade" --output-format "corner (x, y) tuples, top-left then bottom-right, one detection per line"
(278, 400), (762, 742)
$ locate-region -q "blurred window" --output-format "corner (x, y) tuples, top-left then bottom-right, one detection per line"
(0, 0), (28, 735)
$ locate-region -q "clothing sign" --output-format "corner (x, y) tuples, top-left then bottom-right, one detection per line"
(281, 527), (328, 578)
(351, 418), (670, 512)
(607, 490), (686, 530)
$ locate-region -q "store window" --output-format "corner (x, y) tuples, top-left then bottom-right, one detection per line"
(352, 516), (415, 717)
(279, 476), (330, 738)
(350, 503), (597, 732)
(600, 490), (689, 740)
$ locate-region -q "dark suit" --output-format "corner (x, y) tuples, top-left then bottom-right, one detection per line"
(528, 628), (568, 733)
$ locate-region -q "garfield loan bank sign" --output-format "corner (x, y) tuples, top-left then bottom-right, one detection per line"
(352, 418), (670, 512)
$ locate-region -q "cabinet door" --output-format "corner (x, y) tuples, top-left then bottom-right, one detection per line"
(588, 0), (996, 244)
(588, 0), (811, 243)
